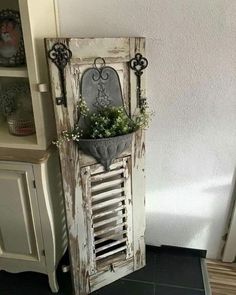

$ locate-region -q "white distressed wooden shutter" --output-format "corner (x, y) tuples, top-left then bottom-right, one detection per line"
(46, 38), (146, 295)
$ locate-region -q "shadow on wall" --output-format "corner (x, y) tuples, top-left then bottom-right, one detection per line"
(146, 211), (210, 253)
(145, 179), (233, 259)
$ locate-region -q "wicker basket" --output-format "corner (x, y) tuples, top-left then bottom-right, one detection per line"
(7, 115), (35, 136)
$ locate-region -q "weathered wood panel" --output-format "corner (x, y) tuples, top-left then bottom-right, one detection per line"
(90, 257), (134, 292)
(68, 38), (130, 63)
(130, 38), (146, 270)
(46, 37), (146, 295)
(80, 157), (134, 291)
(46, 38), (89, 295)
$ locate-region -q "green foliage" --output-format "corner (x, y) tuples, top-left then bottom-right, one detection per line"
(53, 98), (152, 147)
(88, 107), (136, 139)
(132, 99), (153, 130)
(77, 97), (89, 117)
(52, 128), (82, 147)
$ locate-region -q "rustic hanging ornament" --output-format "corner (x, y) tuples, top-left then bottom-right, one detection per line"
(78, 57), (133, 170)
(80, 57), (124, 111)
(48, 42), (72, 107)
(129, 53), (148, 109)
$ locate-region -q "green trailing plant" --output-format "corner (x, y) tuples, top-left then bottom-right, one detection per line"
(53, 98), (152, 147)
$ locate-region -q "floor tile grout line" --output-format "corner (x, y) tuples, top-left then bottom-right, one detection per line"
(121, 278), (155, 286)
(121, 281), (204, 292)
(153, 283), (156, 295)
(155, 282), (205, 292)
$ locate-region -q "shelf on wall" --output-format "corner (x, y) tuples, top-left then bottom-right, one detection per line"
(0, 67), (28, 78)
(0, 122), (37, 149)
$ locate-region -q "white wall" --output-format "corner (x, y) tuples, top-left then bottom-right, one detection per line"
(58, 0), (236, 258)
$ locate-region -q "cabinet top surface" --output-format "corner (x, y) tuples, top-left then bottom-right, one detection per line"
(0, 146), (54, 163)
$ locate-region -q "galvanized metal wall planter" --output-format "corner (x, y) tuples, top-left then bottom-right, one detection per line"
(77, 57), (141, 170)
(46, 38), (147, 295)
(78, 132), (134, 171)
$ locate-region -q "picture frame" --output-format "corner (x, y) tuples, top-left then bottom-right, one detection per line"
(0, 9), (25, 66)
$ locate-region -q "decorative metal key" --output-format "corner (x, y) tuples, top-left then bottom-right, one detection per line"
(129, 53), (148, 109)
(48, 42), (72, 108)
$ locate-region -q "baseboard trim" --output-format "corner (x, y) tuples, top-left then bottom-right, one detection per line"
(201, 258), (212, 295)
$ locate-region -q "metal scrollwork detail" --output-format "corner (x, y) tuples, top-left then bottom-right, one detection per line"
(91, 58), (111, 108)
(48, 42), (72, 107)
(93, 81), (111, 109)
(80, 56), (124, 114)
(129, 53), (148, 76)
(92, 57), (109, 82)
(129, 53), (148, 108)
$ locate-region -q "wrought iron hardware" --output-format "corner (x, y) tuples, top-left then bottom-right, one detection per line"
(129, 53), (148, 109)
(110, 263), (115, 272)
(48, 42), (72, 107)
(33, 180), (36, 189)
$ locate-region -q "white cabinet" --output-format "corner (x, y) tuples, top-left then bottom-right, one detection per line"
(0, 1), (67, 293)
(0, 163), (44, 266)
(0, 0), (58, 150)
(0, 150), (67, 292)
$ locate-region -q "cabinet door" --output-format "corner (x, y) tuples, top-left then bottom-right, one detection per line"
(46, 38), (146, 294)
(0, 163), (45, 271)
(0, 0), (58, 150)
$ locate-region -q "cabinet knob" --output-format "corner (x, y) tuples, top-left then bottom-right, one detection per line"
(38, 83), (49, 93)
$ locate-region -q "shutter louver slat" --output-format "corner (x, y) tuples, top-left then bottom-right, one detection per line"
(93, 205), (126, 220)
(91, 178), (125, 192)
(93, 214), (127, 229)
(92, 197), (125, 210)
(82, 157), (133, 273)
(94, 230), (128, 245)
(91, 168), (125, 182)
(94, 222), (127, 237)
(96, 246), (127, 261)
(92, 188), (124, 202)
(95, 238), (127, 254)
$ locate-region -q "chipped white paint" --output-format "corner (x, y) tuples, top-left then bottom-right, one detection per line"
(84, 157), (134, 291)
(46, 37), (146, 294)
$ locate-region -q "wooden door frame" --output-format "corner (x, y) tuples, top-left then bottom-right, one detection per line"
(222, 168), (236, 262)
